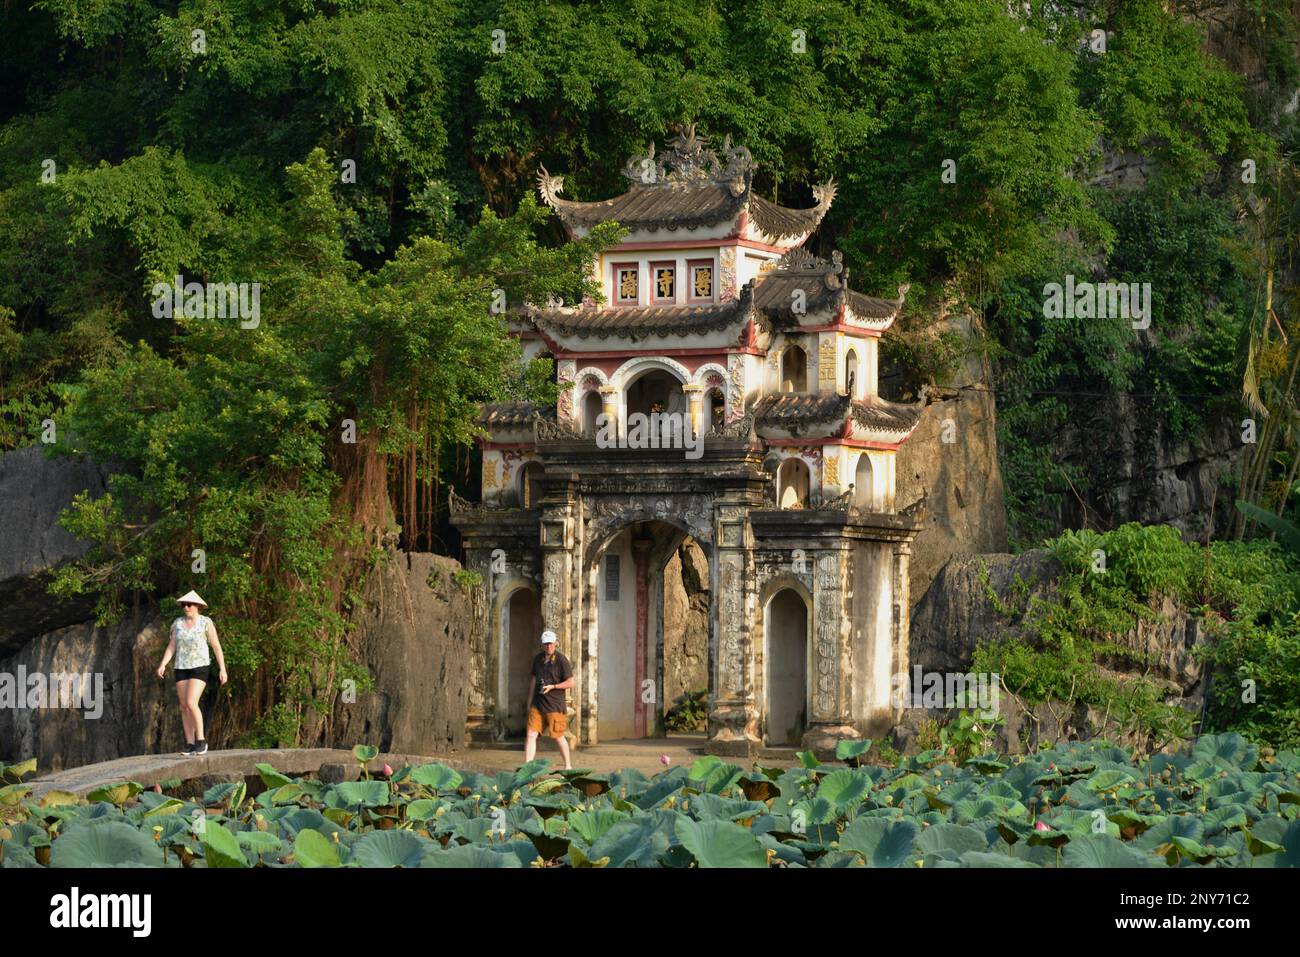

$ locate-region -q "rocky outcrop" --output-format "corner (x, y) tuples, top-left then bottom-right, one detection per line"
(1056, 397), (1245, 538)
(905, 550), (1206, 754)
(662, 540), (709, 722)
(0, 446), (111, 655)
(312, 551), (471, 756)
(896, 388), (1009, 602)
(0, 611), (174, 771)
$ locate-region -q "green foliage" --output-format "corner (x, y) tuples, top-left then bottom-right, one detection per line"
(9, 737), (1300, 867)
(976, 524), (1300, 751)
(664, 690), (708, 733)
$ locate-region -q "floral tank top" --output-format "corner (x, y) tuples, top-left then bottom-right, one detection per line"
(173, 615), (212, 669)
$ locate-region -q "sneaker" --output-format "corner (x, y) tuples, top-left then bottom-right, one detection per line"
(193, 740), (208, 756)
(180, 742), (195, 757)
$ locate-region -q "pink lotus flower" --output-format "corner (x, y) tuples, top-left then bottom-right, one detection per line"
(1034, 820), (1050, 831)
(153, 783), (162, 794)
(660, 755), (670, 766)
(383, 763), (394, 778)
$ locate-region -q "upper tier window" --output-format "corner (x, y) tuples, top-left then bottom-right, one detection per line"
(615, 264), (639, 305)
(689, 260), (714, 302)
(652, 263), (676, 304)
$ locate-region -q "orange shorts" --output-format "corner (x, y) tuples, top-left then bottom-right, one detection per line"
(527, 708), (568, 737)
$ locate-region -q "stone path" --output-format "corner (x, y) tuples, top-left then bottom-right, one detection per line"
(26, 736), (802, 799)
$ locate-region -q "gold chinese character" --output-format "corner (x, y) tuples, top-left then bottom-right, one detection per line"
(693, 267), (712, 297)
(824, 455), (840, 486)
(619, 270), (637, 300)
(482, 459), (497, 489)
(657, 269), (674, 298)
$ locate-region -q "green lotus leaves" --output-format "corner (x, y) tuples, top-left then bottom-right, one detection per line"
(85, 782), (142, 806)
(351, 829), (427, 867)
(201, 820), (248, 868)
(333, 781), (390, 808)
(352, 745), (379, 764)
(674, 818), (768, 868)
(293, 827), (341, 867)
(255, 763), (293, 789)
(50, 821), (162, 867)
(14, 735), (1300, 868)
(408, 763), (462, 792)
(1063, 834), (1161, 867)
(840, 818), (918, 867)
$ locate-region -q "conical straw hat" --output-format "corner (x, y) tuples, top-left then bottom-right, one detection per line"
(176, 590), (208, 608)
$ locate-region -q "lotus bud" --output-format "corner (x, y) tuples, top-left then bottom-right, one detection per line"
(255, 814), (267, 832)
(383, 763), (394, 777)
(153, 783), (162, 794)
(1034, 820), (1050, 832)
(660, 755), (670, 766)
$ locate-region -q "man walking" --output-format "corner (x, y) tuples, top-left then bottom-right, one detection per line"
(525, 629), (574, 769)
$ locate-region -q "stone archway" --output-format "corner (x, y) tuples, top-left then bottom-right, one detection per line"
(499, 585), (542, 736)
(764, 587), (810, 745)
(578, 501), (715, 745)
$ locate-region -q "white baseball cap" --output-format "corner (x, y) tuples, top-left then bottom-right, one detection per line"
(540, 630), (557, 644)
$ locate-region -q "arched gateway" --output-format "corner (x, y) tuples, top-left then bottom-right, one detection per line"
(452, 126), (926, 755)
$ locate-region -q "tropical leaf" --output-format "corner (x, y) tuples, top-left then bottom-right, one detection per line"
(673, 818), (768, 868)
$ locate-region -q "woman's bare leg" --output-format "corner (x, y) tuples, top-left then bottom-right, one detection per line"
(186, 679), (207, 742)
(176, 680), (194, 743)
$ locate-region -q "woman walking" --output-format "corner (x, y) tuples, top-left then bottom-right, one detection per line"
(156, 590), (227, 755)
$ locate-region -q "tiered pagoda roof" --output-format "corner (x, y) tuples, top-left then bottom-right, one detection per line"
(537, 124), (834, 242)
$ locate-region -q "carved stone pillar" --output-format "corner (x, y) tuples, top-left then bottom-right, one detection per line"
(598, 385), (618, 438)
(891, 541), (912, 723)
(708, 504), (760, 755)
(802, 548), (857, 751)
(539, 504), (579, 745)
(681, 383), (704, 439)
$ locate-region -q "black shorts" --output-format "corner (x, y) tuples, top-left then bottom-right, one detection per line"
(174, 666), (211, 684)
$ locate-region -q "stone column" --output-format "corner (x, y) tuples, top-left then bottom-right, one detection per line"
(891, 541), (912, 723)
(461, 543), (494, 742)
(803, 548), (857, 751)
(632, 536), (653, 737)
(539, 504), (579, 746)
(681, 383), (704, 439)
(708, 504), (761, 756)
(598, 385), (618, 441)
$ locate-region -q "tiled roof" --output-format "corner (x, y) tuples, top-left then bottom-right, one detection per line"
(544, 182), (748, 233)
(529, 302), (745, 340)
(852, 395), (923, 433)
(477, 402), (555, 428)
(749, 194), (830, 240)
(754, 392), (922, 434)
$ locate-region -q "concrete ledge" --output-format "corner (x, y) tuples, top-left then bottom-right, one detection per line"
(26, 748), (452, 800)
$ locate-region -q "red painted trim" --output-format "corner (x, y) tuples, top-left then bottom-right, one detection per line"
(606, 237), (794, 254)
(552, 345), (764, 360)
(767, 436), (907, 451)
(480, 441), (538, 451)
(799, 322), (885, 338)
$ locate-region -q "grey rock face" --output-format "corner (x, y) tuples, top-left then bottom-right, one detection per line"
(316, 551), (471, 755)
(662, 540), (709, 722)
(896, 389), (1010, 605)
(0, 446), (112, 654)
